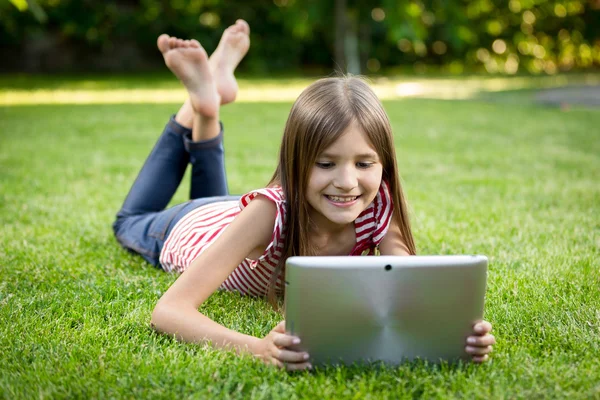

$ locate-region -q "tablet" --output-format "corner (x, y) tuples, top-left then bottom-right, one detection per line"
(284, 255), (488, 366)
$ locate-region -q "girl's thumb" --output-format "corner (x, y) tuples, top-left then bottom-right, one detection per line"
(274, 320), (286, 332)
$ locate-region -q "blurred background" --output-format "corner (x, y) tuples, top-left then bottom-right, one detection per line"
(2, 0), (599, 76)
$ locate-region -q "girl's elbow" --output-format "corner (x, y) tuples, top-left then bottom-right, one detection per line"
(150, 302), (171, 333)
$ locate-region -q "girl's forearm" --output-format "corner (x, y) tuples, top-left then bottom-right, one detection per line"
(151, 303), (262, 355)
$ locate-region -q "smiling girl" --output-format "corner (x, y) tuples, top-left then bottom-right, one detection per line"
(112, 20), (495, 371)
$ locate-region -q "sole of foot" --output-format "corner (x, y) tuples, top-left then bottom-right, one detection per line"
(157, 34), (220, 118)
(209, 19), (251, 105)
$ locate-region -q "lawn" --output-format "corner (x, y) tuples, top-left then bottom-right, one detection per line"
(0, 75), (599, 399)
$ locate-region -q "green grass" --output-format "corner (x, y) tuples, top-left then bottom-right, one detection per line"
(1, 76), (599, 399)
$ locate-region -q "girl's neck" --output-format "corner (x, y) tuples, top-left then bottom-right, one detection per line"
(309, 222), (356, 256)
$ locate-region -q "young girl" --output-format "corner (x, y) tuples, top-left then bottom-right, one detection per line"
(112, 20), (495, 371)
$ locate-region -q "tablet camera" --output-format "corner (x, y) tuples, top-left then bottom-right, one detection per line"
(384, 264), (392, 271)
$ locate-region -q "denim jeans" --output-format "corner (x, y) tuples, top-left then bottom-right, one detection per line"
(112, 116), (240, 267)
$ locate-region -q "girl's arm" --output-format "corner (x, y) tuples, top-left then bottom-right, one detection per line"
(151, 196), (310, 370)
(151, 196), (274, 350)
(378, 219), (411, 256)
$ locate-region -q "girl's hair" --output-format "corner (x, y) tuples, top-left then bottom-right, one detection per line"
(267, 76), (416, 306)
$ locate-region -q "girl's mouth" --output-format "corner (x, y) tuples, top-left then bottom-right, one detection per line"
(325, 195), (359, 203)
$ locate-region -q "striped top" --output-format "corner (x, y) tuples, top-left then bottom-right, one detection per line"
(159, 181), (393, 297)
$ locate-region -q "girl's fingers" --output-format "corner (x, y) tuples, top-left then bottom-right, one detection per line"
(285, 362), (313, 372)
(265, 352), (311, 371)
(467, 334), (496, 347)
(272, 332), (300, 348)
(269, 358), (284, 369)
(466, 345), (493, 356)
(276, 348), (310, 363)
(273, 320), (286, 333)
(269, 358), (312, 371)
(474, 320), (493, 334)
(472, 354), (489, 363)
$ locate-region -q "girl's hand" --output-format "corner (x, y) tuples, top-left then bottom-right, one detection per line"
(466, 320), (496, 363)
(254, 321), (312, 371)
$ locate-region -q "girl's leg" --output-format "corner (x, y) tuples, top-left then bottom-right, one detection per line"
(113, 23), (250, 266)
(112, 117), (190, 266)
(118, 33), (223, 217)
(116, 118), (190, 219)
(115, 35), (221, 265)
(186, 125), (228, 199)
(186, 19), (250, 199)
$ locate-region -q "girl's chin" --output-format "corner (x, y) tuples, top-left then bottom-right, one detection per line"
(320, 209), (363, 226)
(308, 199), (366, 227)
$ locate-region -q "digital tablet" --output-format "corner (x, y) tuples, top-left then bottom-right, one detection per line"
(284, 255), (488, 365)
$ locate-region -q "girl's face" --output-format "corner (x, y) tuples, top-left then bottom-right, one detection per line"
(306, 122), (383, 231)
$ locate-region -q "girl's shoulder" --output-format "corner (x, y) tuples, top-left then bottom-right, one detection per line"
(239, 186), (285, 209)
(237, 186), (287, 262)
(238, 186), (288, 237)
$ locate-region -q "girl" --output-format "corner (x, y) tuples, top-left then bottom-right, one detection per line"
(112, 20), (495, 371)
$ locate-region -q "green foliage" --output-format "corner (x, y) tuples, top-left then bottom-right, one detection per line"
(1, 0), (599, 74)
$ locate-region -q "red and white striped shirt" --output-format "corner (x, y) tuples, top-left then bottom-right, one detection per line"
(159, 181), (393, 297)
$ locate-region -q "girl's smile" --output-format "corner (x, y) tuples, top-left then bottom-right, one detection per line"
(307, 122), (383, 230)
(324, 195), (359, 206)
(326, 195), (357, 201)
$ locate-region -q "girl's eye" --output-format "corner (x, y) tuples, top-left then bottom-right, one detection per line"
(316, 162), (334, 169)
(357, 162), (374, 169)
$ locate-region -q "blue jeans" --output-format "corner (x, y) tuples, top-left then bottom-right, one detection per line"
(112, 116), (240, 267)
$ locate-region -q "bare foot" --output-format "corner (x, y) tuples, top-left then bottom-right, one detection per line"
(157, 35), (220, 118)
(209, 19), (251, 105)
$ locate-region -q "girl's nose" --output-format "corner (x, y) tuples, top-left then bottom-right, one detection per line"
(333, 166), (358, 190)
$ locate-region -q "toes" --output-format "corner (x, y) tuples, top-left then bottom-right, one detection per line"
(236, 19), (250, 34)
(157, 34), (170, 53)
(226, 24), (240, 35)
(162, 36), (201, 51)
(221, 19), (249, 38)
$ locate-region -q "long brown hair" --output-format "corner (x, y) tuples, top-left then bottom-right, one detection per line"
(267, 76), (416, 306)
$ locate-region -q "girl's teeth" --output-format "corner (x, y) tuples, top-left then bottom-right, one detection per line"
(328, 195), (357, 202)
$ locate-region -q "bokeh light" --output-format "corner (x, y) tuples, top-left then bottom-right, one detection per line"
(492, 39), (507, 54)
(371, 8), (385, 22)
